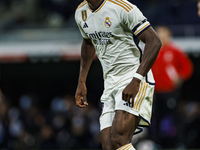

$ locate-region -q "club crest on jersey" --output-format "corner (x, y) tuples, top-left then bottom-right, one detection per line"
(104, 17), (111, 28)
(82, 10), (87, 22)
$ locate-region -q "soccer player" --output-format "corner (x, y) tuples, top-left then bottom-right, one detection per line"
(74, 0), (161, 150)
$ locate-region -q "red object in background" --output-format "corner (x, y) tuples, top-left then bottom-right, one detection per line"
(152, 42), (193, 93)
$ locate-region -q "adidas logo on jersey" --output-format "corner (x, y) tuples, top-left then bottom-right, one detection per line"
(124, 102), (131, 107)
(83, 22), (88, 28)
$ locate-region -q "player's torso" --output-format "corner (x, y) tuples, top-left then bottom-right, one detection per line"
(76, 0), (140, 79)
(82, 12), (118, 46)
(78, 0), (135, 50)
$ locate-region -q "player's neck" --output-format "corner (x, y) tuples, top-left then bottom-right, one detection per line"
(86, 0), (103, 10)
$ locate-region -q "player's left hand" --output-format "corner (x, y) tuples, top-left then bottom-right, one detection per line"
(75, 83), (88, 108)
(122, 78), (141, 107)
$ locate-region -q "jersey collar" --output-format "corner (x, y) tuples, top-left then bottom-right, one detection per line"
(88, 0), (106, 13)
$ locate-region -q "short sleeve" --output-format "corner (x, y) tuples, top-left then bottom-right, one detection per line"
(77, 23), (90, 39)
(122, 6), (151, 36)
(75, 11), (90, 39)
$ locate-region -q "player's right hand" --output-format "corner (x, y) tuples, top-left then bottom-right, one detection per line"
(75, 83), (88, 108)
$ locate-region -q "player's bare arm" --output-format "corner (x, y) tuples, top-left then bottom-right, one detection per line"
(122, 27), (162, 107)
(75, 38), (95, 108)
(137, 27), (162, 76)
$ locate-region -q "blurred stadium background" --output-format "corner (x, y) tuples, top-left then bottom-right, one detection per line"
(0, 0), (200, 149)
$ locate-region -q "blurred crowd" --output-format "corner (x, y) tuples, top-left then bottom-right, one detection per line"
(0, 94), (102, 149)
(0, 91), (200, 149)
(0, 0), (80, 29)
(0, 0), (199, 30)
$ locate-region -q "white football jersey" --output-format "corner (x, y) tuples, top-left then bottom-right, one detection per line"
(75, 0), (151, 81)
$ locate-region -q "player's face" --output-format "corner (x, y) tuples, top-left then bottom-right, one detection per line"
(198, 1), (200, 17)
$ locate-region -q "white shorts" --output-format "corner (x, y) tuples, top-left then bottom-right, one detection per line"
(99, 69), (155, 134)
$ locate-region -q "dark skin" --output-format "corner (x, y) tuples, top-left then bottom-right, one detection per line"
(86, 0), (103, 10)
(75, 27), (161, 109)
(75, 0), (162, 149)
(75, 38), (95, 108)
(122, 27), (162, 107)
(75, 28), (161, 150)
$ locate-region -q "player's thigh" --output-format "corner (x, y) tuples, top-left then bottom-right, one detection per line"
(111, 110), (140, 141)
(101, 127), (114, 150)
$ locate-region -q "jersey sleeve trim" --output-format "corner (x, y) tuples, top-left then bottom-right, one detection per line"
(76, 0), (87, 12)
(118, 0), (133, 10)
(132, 19), (147, 33)
(83, 37), (91, 40)
(133, 21), (151, 36)
(108, 0), (133, 12)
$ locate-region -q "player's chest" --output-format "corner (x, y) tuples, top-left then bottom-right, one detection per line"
(80, 10), (121, 35)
